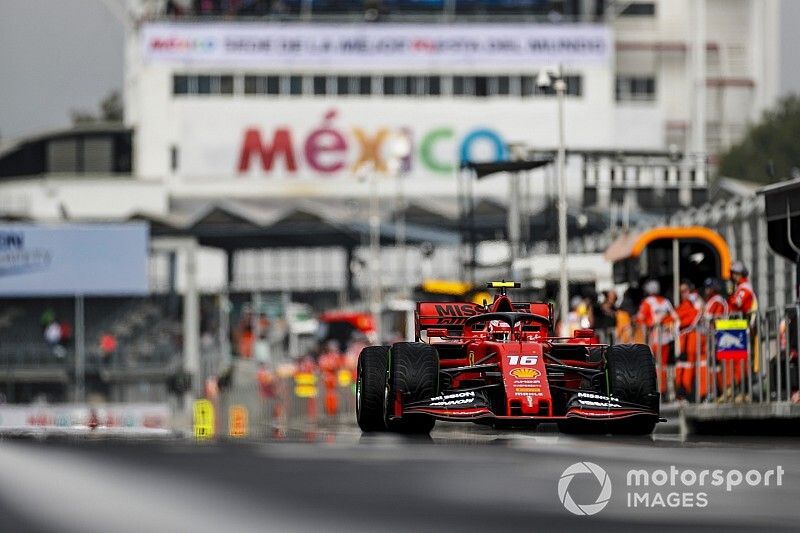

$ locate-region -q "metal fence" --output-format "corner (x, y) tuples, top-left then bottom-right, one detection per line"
(596, 306), (799, 406)
(214, 369), (356, 440)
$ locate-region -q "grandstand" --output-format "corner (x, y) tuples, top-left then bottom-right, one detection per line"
(0, 297), (181, 403)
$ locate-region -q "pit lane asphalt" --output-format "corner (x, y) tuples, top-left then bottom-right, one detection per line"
(0, 422), (798, 533)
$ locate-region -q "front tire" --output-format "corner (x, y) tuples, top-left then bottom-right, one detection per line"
(606, 343), (659, 435)
(356, 346), (390, 432)
(388, 342), (439, 433)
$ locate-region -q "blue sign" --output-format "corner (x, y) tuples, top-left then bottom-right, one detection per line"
(714, 319), (749, 361)
(0, 223), (149, 296)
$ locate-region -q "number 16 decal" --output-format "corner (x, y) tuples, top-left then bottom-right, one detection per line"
(507, 355), (538, 365)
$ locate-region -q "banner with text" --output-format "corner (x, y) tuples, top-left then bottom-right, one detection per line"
(0, 223), (149, 296)
(141, 23), (612, 68)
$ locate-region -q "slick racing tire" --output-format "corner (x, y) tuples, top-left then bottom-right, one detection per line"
(605, 343), (659, 435)
(387, 342), (439, 434)
(356, 345), (390, 432)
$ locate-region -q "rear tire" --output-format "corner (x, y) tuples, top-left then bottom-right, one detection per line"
(356, 346), (389, 432)
(388, 342), (439, 434)
(606, 343), (659, 435)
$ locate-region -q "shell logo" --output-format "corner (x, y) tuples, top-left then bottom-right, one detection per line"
(510, 368), (540, 379)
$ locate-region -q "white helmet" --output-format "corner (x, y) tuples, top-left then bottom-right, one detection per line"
(730, 260), (749, 277)
(643, 279), (660, 296)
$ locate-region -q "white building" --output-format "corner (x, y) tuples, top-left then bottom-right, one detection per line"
(0, 0), (782, 220)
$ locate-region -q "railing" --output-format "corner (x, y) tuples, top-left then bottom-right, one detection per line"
(215, 367), (356, 439)
(0, 344), (73, 369)
(759, 306), (800, 404)
(0, 342), (178, 373)
(597, 307), (800, 406)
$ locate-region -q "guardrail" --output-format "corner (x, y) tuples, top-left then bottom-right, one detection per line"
(595, 307), (800, 406)
(214, 367), (356, 440)
(0, 342), (177, 370)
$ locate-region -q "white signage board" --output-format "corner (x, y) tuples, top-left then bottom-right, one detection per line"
(0, 403), (170, 429)
(141, 23), (612, 68)
(0, 223), (149, 296)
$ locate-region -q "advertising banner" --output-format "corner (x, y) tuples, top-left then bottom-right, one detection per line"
(0, 223), (149, 296)
(141, 23), (612, 68)
(714, 319), (750, 361)
(0, 403), (170, 429)
(170, 100), (617, 181)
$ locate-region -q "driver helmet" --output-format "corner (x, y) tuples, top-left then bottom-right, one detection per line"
(489, 319), (512, 341)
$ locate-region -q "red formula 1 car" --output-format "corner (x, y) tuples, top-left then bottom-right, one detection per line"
(356, 282), (662, 435)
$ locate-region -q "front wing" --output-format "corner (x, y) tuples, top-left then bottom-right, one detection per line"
(400, 390), (661, 423)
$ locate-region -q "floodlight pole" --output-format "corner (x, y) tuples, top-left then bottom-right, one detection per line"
(555, 68), (569, 336)
(396, 170), (408, 298)
(369, 167), (382, 343)
(74, 294), (85, 402)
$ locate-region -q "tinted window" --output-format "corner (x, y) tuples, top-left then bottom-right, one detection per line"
(453, 76), (466, 95)
(427, 76), (440, 96)
(290, 76), (303, 95)
(383, 76), (398, 95)
(358, 76), (371, 95)
(173, 75), (189, 95)
(337, 76), (350, 95)
(266, 76), (280, 95)
(313, 76), (327, 95)
(220, 75), (234, 94)
(497, 76), (510, 95)
(197, 75), (211, 94)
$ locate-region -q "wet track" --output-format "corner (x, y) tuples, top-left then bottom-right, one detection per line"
(1, 421), (799, 533)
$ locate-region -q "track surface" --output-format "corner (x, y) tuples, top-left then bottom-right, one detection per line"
(0, 422), (798, 532)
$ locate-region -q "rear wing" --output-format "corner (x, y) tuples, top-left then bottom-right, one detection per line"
(416, 302), (483, 338)
(415, 301), (554, 339)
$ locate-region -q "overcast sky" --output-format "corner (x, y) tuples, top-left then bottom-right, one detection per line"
(1, 0), (799, 141)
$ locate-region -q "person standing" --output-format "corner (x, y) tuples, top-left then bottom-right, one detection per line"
(727, 261), (758, 393)
(675, 280), (704, 400)
(703, 278), (729, 319)
(592, 289), (618, 342)
(636, 279), (679, 395)
(100, 332), (118, 367)
(728, 261), (758, 318)
(700, 277), (729, 400)
(44, 320), (63, 358)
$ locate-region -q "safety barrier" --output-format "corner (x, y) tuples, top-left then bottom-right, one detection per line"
(209, 367), (356, 440)
(594, 307), (800, 406)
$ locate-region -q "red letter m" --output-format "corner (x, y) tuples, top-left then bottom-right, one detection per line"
(237, 128), (298, 173)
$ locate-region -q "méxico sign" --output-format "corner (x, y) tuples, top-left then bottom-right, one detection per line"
(142, 23), (612, 68)
(174, 100), (610, 180)
(235, 109), (508, 177)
